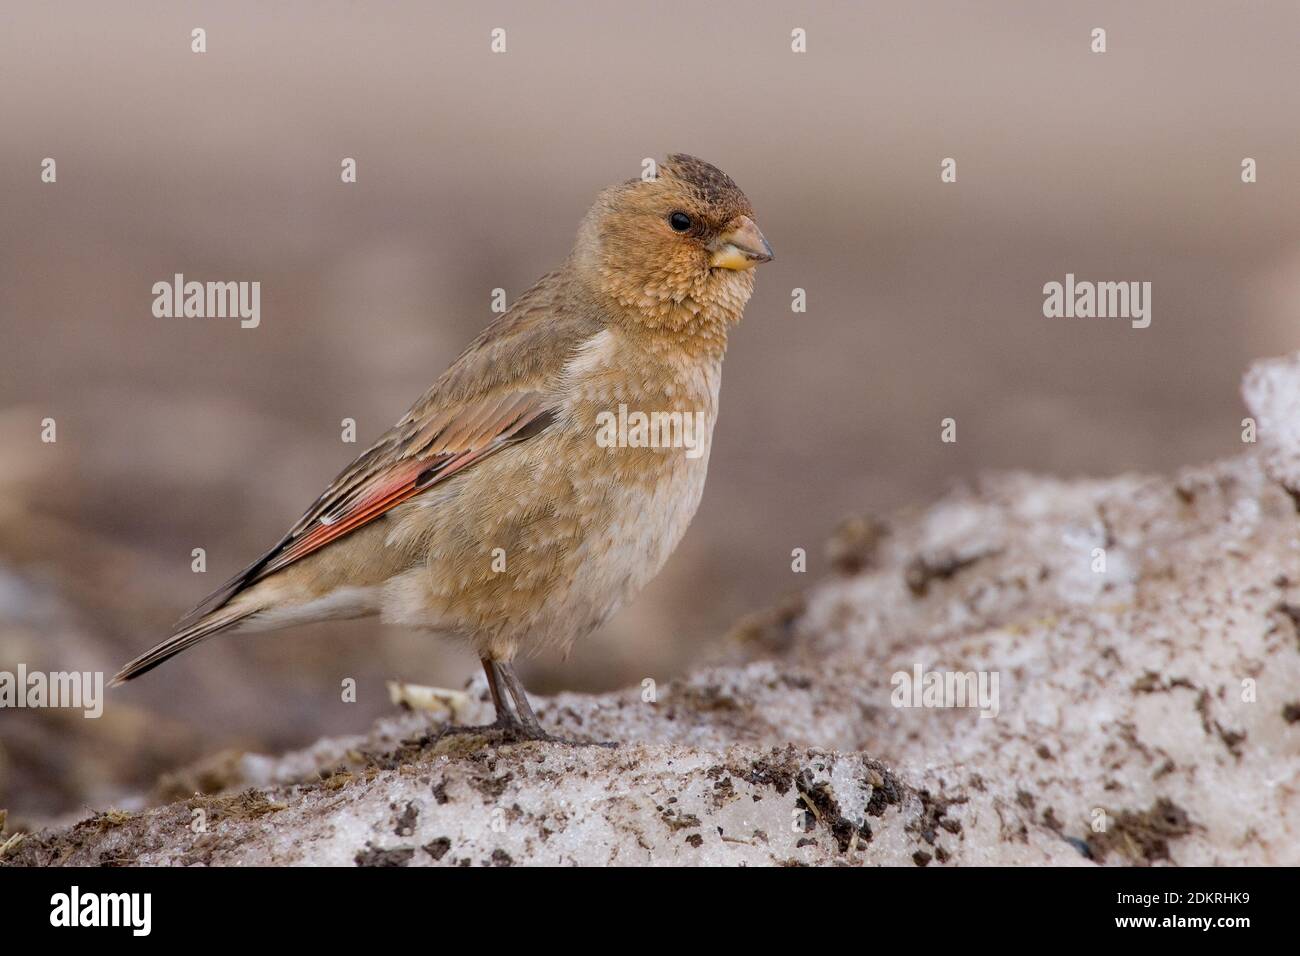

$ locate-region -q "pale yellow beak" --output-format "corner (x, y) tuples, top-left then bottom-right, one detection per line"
(709, 215), (774, 270)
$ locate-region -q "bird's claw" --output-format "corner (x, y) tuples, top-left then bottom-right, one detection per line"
(427, 718), (615, 748)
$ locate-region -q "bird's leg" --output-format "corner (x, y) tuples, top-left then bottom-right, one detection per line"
(493, 662), (615, 747)
(426, 657), (521, 740)
(483, 657), (514, 726)
(431, 660), (614, 747)
(494, 661), (548, 739)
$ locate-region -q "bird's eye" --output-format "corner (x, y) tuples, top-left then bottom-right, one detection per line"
(668, 211), (692, 232)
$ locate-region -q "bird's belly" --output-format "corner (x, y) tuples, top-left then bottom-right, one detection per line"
(544, 436), (713, 645)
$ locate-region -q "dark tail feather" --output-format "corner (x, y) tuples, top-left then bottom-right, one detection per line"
(110, 607), (257, 686)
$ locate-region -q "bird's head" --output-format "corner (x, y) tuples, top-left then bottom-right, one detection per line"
(574, 154), (772, 335)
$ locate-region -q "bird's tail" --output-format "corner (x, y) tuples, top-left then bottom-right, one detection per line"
(110, 605), (258, 686)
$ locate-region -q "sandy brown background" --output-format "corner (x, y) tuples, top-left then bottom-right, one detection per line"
(2, 1), (1298, 817)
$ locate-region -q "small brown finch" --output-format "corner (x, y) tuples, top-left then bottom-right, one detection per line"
(113, 154), (772, 741)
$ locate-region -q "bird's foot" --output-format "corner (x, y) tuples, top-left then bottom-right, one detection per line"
(425, 717), (519, 743)
(422, 658), (617, 748)
(426, 717), (615, 748)
(505, 726), (618, 748)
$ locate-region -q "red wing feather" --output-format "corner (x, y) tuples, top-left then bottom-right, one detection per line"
(260, 458), (431, 573)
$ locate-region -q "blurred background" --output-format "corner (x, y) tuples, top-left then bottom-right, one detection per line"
(2, 1), (1298, 820)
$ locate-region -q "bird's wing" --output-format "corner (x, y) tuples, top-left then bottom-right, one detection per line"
(174, 388), (557, 632)
(268, 389), (556, 573)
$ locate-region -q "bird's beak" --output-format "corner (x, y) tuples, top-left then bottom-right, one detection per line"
(709, 215), (774, 270)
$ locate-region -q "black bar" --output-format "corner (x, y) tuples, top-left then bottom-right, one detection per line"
(0, 864), (1279, 939)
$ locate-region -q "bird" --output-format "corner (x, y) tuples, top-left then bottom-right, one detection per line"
(112, 153), (773, 742)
